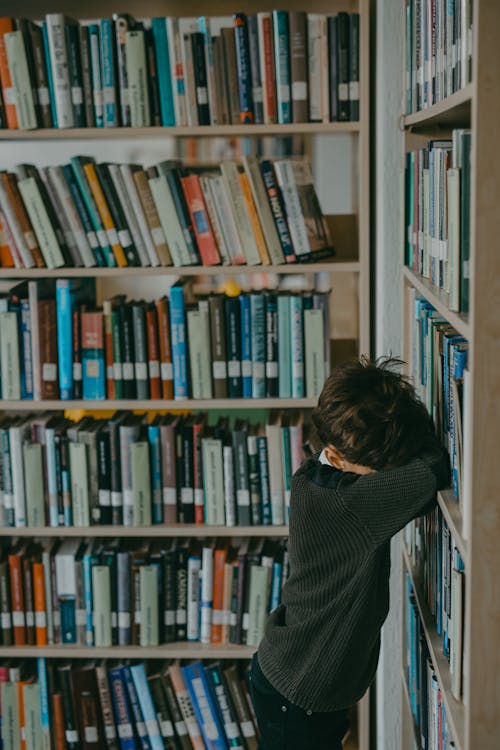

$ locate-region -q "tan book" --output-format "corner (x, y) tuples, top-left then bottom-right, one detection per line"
(238, 172), (271, 264)
(242, 155), (285, 264)
(132, 169), (172, 266)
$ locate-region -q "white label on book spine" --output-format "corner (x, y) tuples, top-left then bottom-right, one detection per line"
(228, 360), (241, 378)
(25, 231), (37, 250)
(279, 85), (290, 103)
(161, 362), (173, 381)
(123, 362), (134, 380)
(252, 85), (263, 103)
(195, 488), (203, 507)
(292, 362), (304, 379)
(107, 228), (119, 246)
(99, 490), (111, 507)
(213, 360), (227, 379)
(176, 609), (187, 624)
(151, 227), (165, 247)
(266, 362), (278, 378)
(339, 83), (349, 101)
(349, 81), (359, 100)
(113, 362), (123, 380)
(181, 488), (193, 505)
(146, 720), (159, 736)
(196, 87), (208, 104)
(4, 87), (15, 105)
(107, 365), (113, 380)
(42, 363), (57, 382)
(118, 229), (132, 248)
(97, 229), (108, 247)
(163, 488), (176, 506)
(38, 86), (50, 106)
(26, 612), (34, 626)
(225, 722), (239, 740)
(71, 86), (83, 105)
(2, 613), (12, 628)
(76, 609), (86, 625)
(242, 361), (252, 377)
(65, 731), (78, 743)
(175, 721), (188, 736)
(160, 720), (174, 737)
(88, 231), (98, 248)
(253, 362), (265, 379)
(111, 491), (121, 507)
(84, 727), (98, 743)
(35, 611), (47, 628)
(103, 88), (115, 104)
(463, 260), (470, 279)
(164, 610), (175, 625)
(212, 610), (223, 625)
(118, 612), (131, 628)
(241, 721), (255, 738)
(118, 724), (133, 739)
(93, 89), (103, 108)
(237, 489), (250, 506)
(148, 360), (160, 378)
(135, 362), (147, 380)
(292, 81), (307, 101)
(105, 726), (117, 740)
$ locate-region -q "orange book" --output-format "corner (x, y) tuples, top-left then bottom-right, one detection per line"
(167, 664), (205, 750)
(239, 172), (271, 264)
(8, 551), (26, 645)
(0, 18), (18, 128)
(32, 561), (47, 646)
(102, 300), (115, 400)
(180, 174), (221, 266)
(0, 213), (15, 266)
(52, 693), (67, 750)
(211, 546), (228, 643)
(17, 679), (34, 750)
(1, 173), (45, 268)
(146, 304), (161, 399)
(82, 162), (128, 267)
(155, 297), (174, 399)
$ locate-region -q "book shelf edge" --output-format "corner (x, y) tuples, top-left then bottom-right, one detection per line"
(403, 84), (474, 129)
(403, 267), (471, 339)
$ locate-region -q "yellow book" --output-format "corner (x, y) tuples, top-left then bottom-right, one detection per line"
(82, 163), (128, 267)
(238, 172), (271, 265)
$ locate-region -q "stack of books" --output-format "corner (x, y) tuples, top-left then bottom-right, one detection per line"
(0, 11), (360, 130)
(0, 657), (260, 750)
(2, 537), (289, 649)
(0, 411), (311, 528)
(0, 156), (334, 269)
(405, 576), (458, 750)
(405, 130), (471, 314)
(405, 0), (473, 114)
(0, 279), (331, 402)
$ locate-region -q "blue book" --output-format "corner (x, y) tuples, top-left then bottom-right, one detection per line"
(257, 435), (272, 525)
(20, 299), (33, 399)
(148, 423), (163, 523)
(239, 294), (252, 398)
(203, 663), (245, 749)
(272, 11), (292, 124)
(181, 662), (227, 750)
(168, 283), (189, 400)
(270, 558), (283, 611)
(277, 295), (291, 397)
(130, 665), (164, 750)
(250, 293), (265, 398)
(233, 14), (254, 123)
(61, 165), (105, 266)
(100, 19), (117, 127)
(451, 344), (467, 498)
(60, 598), (77, 643)
(37, 658), (51, 750)
(88, 24), (104, 127)
(108, 667), (137, 750)
(289, 295), (304, 398)
(121, 666), (152, 750)
(56, 280), (74, 400)
(152, 18), (175, 126)
(41, 22), (58, 127)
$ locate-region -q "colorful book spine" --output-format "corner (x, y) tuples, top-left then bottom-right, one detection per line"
(272, 11), (292, 124)
(233, 14), (254, 124)
(100, 19), (118, 127)
(81, 311), (106, 399)
(239, 294), (252, 398)
(168, 284), (189, 400)
(56, 279), (73, 399)
(152, 18), (175, 126)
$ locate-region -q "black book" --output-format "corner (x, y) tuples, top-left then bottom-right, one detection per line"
(247, 425), (262, 526)
(131, 301), (149, 399)
(62, 164), (105, 266)
(208, 294), (228, 398)
(56, 663), (80, 750)
(101, 542), (119, 645)
(17, 19), (47, 127)
(264, 291), (278, 397)
(94, 163), (141, 266)
(230, 539), (248, 644)
(65, 19), (86, 127)
(107, 410), (128, 525)
(191, 32), (210, 125)
(145, 27), (161, 127)
(175, 541), (189, 640)
(176, 417), (195, 524)
(328, 16), (339, 122)
(147, 674), (178, 750)
(224, 295), (242, 397)
(96, 421), (112, 524)
(112, 13), (138, 126)
(204, 662), (246, 749)
(119, 299), (136, 399)
(336, 12), (350, 121)
(162, 540), (177, 643)
(248, 14), (264, 124)
(161, 670), (192, 750)
(232, 419), (251, 526)
(349, 14), (360, 121)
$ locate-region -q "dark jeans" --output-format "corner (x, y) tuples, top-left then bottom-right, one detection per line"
(248, 654), (350, 750)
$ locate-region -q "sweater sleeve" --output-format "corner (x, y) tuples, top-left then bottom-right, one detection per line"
(338, 449), (450, 546)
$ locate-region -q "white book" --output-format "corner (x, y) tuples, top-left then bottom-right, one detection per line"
(208, 174), (246, 265)
(220, 161), (261, 265)
(0, 311), (21, 400)
(304, 308), (325, 398)
(92, 565), (112, 646)
(199, 175), (231, 265)
(0, 179), (35, 268)
(139, 565), (159, 646)
(46, 166), (95, 267)
(450, 567), (464, 700)
(23, 443), (44, 527)
(166, 18), (187, 126)
(39, 168), (82, 266)
(265, 420), (284, 525)
(274, 160), (310, 257)
(307, 14), (329, 122)
(4, 31), (37, 129)
(247, 565), (270, 647)
(131, 441), (152, 526)
(46, 13), (74, 128)
(149, 175), (190, 266)
(200, 545), (213, 644)
(69, 441), (90, 526)
(126, 30), (150, 127)
(10, 421), (27, 527)
(222, 443), (236, 527)
(187, 553), (201, 641)
(119, 164), (159, 266)
(202, 438), (225, 525)
(107, 163), (149, 266)
(17, 177), (64, 268)
(187, 307), (212, 399)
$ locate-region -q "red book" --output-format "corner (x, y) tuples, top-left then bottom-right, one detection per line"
(0, 213), (15, 267)
(8, 550), (26, 645)
(146, 304), (161, 399)
(259, 13), (277, 124)
(38, 298), (59, 399)
(180, 174), (221, 266)
(0, 18), (18, 129)
(155, 297), (174, 399)
(211, 545), (227, 643)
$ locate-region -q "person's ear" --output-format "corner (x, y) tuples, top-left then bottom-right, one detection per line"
(324, 445), (345, 470)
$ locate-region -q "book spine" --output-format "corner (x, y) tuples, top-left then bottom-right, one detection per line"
(88, 24), (104, 127)
(155, 297), (174, 399)
(239, 294), (252, 398)
(265, 292), (278, 397)
(181, 663), (226, 750)
(126, 30), (150, 127)
(70, 158), (115, 266)
(233, 14), (254, 123)
(290, 295), (304, 397)
(100, 19), (117, 127)
(17, 177), (64, 268)
(152, 18), (175, 126)
(24, 443), (45, 527)
(181, 174), (220, 266)
(8, 552), (26, 644)
(187, 307), (212, 400)
(233, 429), (251, 526)
(289, 12), (308, 123)
(349, 13), (360, 121)
(260, 160), (295, 262)
(209, 295), (228, 398)
(223, 443), (236, 527)
(272, 11), (291, 124)
(168, 285), (189, 400)
(132, 170), (170, 266)
(131, 303), (149, 400)
(108, 668), (136, 750)
(166, 18), (187, 127)
(64, 21), (85, 127)
(247, 434), (262, 526)
(95, 666), (120, 750)
(113, 14), (132, 127)
(79, 25), (94, 128)
(257, 13), (277, 124)
(92, 564), (112, 646)
(202, 438), (225, 525)
(4, 30), (38, 129)
(337, 12), (350, 121)
(46, 14), (74, 128)
(191, 32), (210, 125)
(250, 293), (265, 398)
(130, 665), (163, 750)
(248, 15), (263, 124)
(225, 296), (242, 397)
(257, 435), (272, 526)
(55, 280), (73, 399)
(273, 159), (310, 258)
(187, 551), (201, 641)
(139, 565), (159, 646)
(0, 18), (19, 128)
(10, 425), (27, 527)
(0, 311), (21, 399)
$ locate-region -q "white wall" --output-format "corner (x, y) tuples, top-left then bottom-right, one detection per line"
(374, 2), (405, 749)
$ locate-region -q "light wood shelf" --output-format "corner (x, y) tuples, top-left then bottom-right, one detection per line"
(437, 490), (468, 566)
(0, 643), (257, 659)
(0, 524), (289, 538)
(0, 397), (316, 411)
(403, 547), (465, 750)
(403, 266), (471, 339)
(404, 84), (473, 129)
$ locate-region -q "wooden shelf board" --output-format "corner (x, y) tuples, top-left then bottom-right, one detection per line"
(0, 524), (289, 538)
(0, 261), (360, 278)
(0, 397), (317, 411)
(402, 547), (465, 750)
(0, 122), (359, 141)
(404, 85), (473, 130)
(0, 643), (256, 659)
(437, 490), (468, 566)
(403, 267), (471, 339)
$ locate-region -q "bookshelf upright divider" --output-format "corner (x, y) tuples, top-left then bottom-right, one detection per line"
(0, 1), (371, 749)
(400, 2), (500, 749)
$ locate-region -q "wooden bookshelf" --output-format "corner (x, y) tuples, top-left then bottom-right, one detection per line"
(0, 1), (371, 748)
(401, 3), (500, 748)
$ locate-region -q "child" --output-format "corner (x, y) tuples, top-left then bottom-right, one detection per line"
(249, 357), (449, 750)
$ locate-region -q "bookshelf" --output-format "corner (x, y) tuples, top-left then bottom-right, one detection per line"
(400, 2), (500, 749)
(0, 1), (371, 749)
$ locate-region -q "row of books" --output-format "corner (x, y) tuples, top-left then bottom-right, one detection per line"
(0, 280), (331, 403)
(0, 657), (260, 749)
(0, 154), (334, 270)
(409, 292), (468, 510)
(405, 129), (472, 314)
(0, 411), (310, 529)
(405, 506), (465, 702)
(405, 577), (457, 749)
(0, 10), (360, 131)
(405, 0), (473, 115)
(1, 537), (288, 649)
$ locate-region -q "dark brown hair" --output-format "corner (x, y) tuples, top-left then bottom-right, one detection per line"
(311, 356), (438, 470)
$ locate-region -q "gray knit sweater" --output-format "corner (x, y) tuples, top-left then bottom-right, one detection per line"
(257, 452), (449, 712)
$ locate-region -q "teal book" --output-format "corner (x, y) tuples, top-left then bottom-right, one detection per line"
(278, 295), (291, 397)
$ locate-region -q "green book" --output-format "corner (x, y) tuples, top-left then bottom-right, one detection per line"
(23, 443), (45, 527)
(304, 308), (325, 398)
(1, 682), (20, 750)
(201, 438), (225, 525)
(277, 295), (291, 398)
(187, 305), (212, 399)
(23, 683), (42, 750)
(92, 565), (112, 646)
(247, 565), (270, 647)
(69, 441), (90, 527)
(140, 565), (159, 646)
(131, 441), (152, 526)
